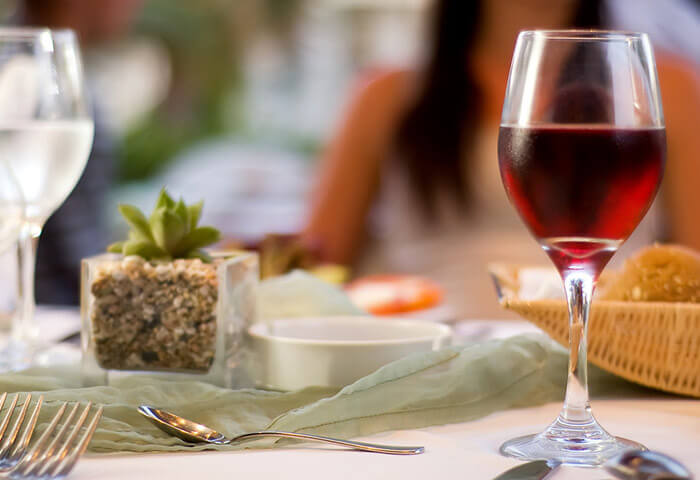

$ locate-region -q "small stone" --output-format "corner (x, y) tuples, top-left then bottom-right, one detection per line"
(89, 258), (218, 372)
(111, 270), (127, 282)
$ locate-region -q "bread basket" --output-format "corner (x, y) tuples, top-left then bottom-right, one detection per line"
(489, 264), (700, 398)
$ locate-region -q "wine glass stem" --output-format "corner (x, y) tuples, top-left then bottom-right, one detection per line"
(14, 225), (40, 344)
(561, 270), (594, 423)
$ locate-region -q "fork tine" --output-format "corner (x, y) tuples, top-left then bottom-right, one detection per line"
(0, 393), (19, 446)
(0, 393), (16, 465)
(14, 402), (68, 477)
(18, 401), (79, 478)
(56, 402), (92, 457)
(7, 395), (43, 461)
(51, 406), (103, 479)
(36, 402), (92, 479)
(0, 393), (31, 457)
(39, 401), (80, 461)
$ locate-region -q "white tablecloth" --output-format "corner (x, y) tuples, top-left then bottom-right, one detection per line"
(20, 308), (700, 479)
(71, 399), (699, 480)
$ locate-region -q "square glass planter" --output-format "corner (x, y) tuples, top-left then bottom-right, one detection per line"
(80, 251), (258, 387)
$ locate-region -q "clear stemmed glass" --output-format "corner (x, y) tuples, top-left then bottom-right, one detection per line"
(0, 161), (24, 256)
(0, 159), (25, 366)
(0, 28), (94, 360)
(498, 30), (665, 465)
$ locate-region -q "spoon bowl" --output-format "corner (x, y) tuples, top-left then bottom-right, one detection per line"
(138, 406), (227, 444)
(605, 449), (693, 480)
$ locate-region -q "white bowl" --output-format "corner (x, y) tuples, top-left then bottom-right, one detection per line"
(248, 316), (452, 391)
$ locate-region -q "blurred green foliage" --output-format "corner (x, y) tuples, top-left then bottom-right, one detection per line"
(118, 0), (306, 181)
(118, 0), (242, 180)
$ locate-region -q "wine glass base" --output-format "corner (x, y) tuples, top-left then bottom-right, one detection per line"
(0, 338), (34, 372)
(500, 414), (645, 466)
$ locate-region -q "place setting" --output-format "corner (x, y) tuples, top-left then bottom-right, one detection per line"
(0, 10), (697, 480)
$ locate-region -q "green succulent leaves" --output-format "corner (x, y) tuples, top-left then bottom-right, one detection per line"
(107, 189), (221, 262)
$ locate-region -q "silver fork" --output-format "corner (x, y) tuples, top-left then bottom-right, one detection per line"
(0, 393), (44, 469)
(0, 393), (103, 479)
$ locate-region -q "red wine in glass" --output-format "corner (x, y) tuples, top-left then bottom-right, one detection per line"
(498, 30), (666, 466)
(499, 124), (666, 275)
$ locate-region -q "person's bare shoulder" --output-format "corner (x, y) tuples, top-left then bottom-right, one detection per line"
(342, 68), (416, 130)
(352, 68), (415, 100)
(655, 53), (700, 249)
(657, 54), (700, 105)
(656, 54), (700, 145)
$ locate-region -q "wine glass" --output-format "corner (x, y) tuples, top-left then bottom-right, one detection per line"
(498, 30), (665, 465)
(0, 159), (24, 365)
(0, 28), (94, 357)
(0, 161), (24, 255)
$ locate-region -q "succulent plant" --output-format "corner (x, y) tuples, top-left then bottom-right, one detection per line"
(108, 189), (221, 262)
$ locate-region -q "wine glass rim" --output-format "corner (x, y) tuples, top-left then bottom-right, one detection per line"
(521, 29), (647, 40)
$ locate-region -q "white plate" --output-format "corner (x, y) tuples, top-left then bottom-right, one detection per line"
(248, 316), (452, 391)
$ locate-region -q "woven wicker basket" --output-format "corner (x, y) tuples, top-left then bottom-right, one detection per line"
(489, 264), (700, 398)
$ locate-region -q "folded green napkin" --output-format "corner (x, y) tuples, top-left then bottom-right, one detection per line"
(0, 272), (653, 453)
(257, 270), (364, 320)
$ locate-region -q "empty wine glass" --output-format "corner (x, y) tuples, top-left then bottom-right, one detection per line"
(0, 28), (94, 359)
(498, 30), (665, 465)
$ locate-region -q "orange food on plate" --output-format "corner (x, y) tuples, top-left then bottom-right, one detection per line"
(345, 275), (444, 315)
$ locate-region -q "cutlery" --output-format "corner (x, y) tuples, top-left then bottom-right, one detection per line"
(492, 449), (693, 480)
(0, 393), (43, 469)
(0, 392), (102, 479)
(605, 449), (693, 480)
(492, 460), (556, 480)
(138, 405), (424, 455)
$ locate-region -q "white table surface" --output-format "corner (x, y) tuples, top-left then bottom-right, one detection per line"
(71, 399), (699, 480)
(18, 308), (700, 479)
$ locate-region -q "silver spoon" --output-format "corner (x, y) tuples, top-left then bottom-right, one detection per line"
(605, 449), (693, 480)
(138, 405), (424, 455)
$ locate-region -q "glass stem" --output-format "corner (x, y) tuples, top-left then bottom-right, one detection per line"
(561, 270), (594, 423)
(14, 225), (40, 343)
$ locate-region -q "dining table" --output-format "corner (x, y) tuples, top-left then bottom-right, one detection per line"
(8, 307), (700, 480)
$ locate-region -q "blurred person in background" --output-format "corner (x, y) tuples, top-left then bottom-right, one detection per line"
(12, 0), (144, 304)
(303, 0), (700, 318)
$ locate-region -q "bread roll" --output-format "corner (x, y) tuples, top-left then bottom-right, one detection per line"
(600, 244), (700, 302)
